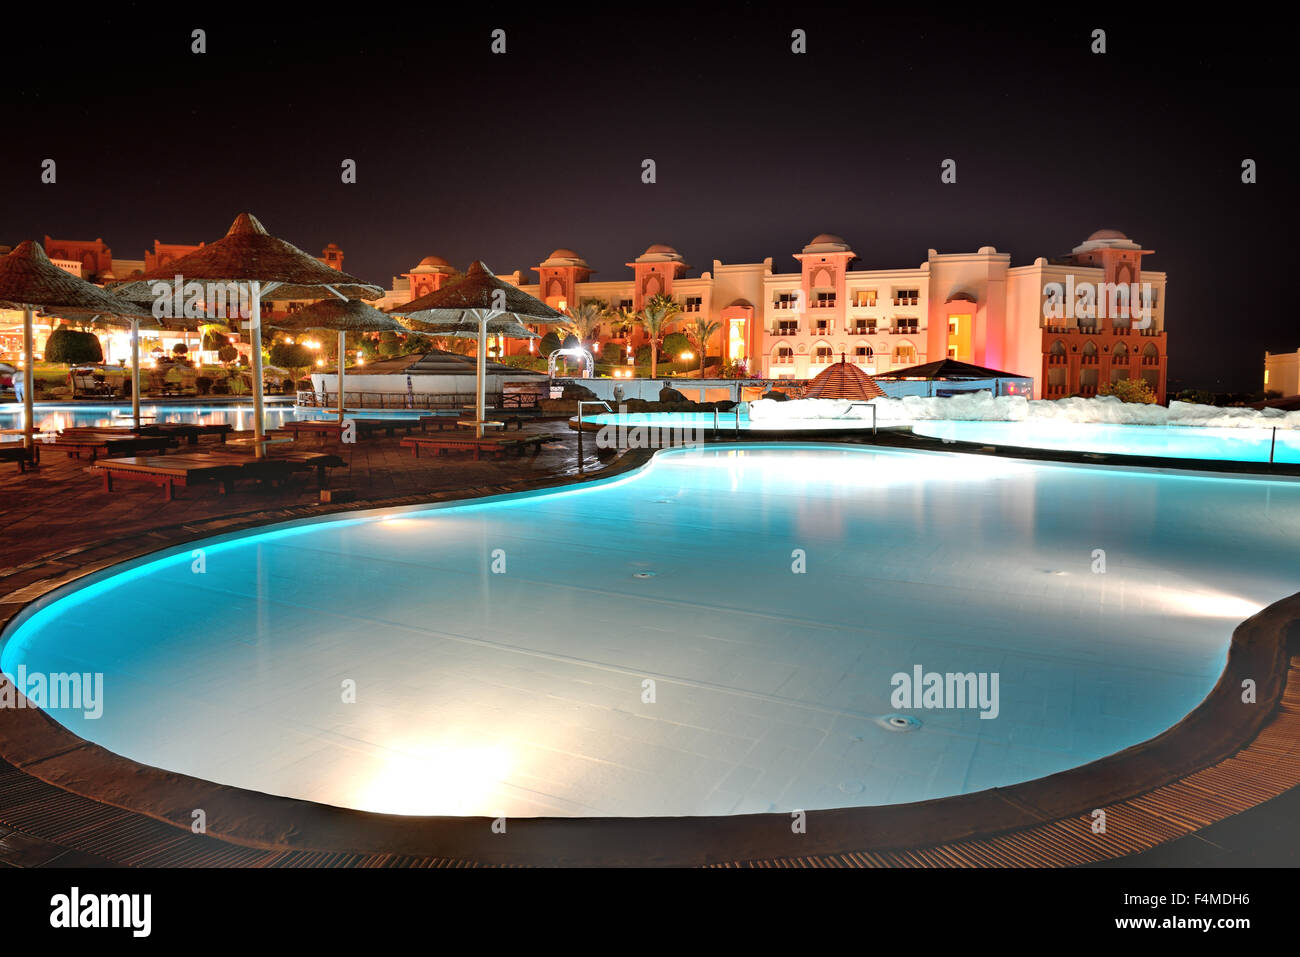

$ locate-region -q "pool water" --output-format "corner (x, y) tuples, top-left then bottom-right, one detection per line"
(3, 444), (1296, 818)
(0, 402), (429, 437)
(913, 419), (1300, 464)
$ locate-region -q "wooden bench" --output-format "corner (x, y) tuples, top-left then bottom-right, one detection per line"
(45, 433), (178, 461)
(94, 454), (297, 501)
(61, 423), (232, 445)
(282, 418), (420, 443)
(400, 433), (556, 460)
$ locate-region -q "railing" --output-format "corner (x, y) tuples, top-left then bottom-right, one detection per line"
(1047, 354), (1067, 365)
(1080, 356), (1099, 365)
(1138, 328), (1163, 337)
(575, 400), (614, 473)
(850, 299), (877, 308)
(892, 297), (919, 306)
(846, 402), (878, 435)
(296, 389), (532, 410)
(1141, 357), (1161, 366)
(851, 325), (875, 335)
(810, 299), (837, 308)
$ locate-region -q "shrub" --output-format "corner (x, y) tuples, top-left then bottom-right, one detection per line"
(196, 376), (213, 395)
(1101, 377), (1157, 404)
(599, 342), (626, 365)
(202, 329), (231, 350)
(172, 343), (188, 356)
(217, 344), (238, 364)
(378, 330), (401, 357)
(268, 342), (314, 370)
(44, 327), (103, 364)
(662, 332), (690, 358)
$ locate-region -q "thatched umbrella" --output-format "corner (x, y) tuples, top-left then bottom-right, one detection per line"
(110, 213), (383, 454)
(269, 297), (408, 422)
(0, 241), (153, 451)
(388, 261), (551, 436)
(804, 353), (886, 400)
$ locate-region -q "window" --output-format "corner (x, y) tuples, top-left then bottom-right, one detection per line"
(894, 288), (919, 305)
(894, 342), (916, 362)
(814, 318), (831, 333)
(948, 318), (959, 335)
(947, 346), (957, 358)
(852, 289), (877, 307)
(855, 345), (873, 358)
(684, 296), (703, 313)
(852, 319), (876, 334)
(774, 346), (794, 363)
(895, 318), (918, 334)
(813, 346), (833, 363)
(618, 299), (633, 311)
(777, 319), (798, 334)
(813, 291), (836, 308)
(774, 292), (800, 310)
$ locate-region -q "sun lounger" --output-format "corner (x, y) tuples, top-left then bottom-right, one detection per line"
(210, 447), (344, 486)
(45, 432), (178, 461)
(94, 453), (297, 500)
(282, 418), (419, 442)
(399, 433), (556, 460)
(0, 443), (38, 472)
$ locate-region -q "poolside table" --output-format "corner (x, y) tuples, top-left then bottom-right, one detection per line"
(0, 443), (38, 472)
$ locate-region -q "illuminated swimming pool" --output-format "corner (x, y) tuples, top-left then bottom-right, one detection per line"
(577, 409), (875, 431)
(3, 445), (1295, 818)
(913, 419), (1300, 464)
(0, 402), (428, 437)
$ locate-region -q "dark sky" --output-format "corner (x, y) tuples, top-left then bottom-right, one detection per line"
(1, 3), (1294, 392)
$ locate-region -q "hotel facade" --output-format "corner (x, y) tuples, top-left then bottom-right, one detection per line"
(380, 230), (1169, 401)
(3, 229), (1169, 402)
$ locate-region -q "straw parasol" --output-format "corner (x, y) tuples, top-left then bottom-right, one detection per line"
(388, 261), (552, 436)
(269, 298), (408, 422)
(0, 241), (154, 451)
(803, 353), (886, 400)
(109, 213), (384, 454)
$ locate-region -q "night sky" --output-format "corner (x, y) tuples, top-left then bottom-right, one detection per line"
(1, 4), (1294, 392)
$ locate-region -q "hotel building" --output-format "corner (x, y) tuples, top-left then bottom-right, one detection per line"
(3, 229), (1169, 402)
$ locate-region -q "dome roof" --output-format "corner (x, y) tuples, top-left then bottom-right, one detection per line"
(801, 233), (853, 254)
(644, 243), (677, 255)
(547, 248), (581, 261)
(803, 357), (885, 400)
(1086, 229), (1128, 241)
(410, 255), (452, 273)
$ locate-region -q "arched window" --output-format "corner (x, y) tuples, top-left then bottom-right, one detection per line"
(813, 345), (833, 364)
(1112, 342), (1128, 362)
(1050, 339), (1066, 356)
(854, 344), (873, 359)
(1082, 340), (1099, 364)
(893, 341), (916, 362)
(773, 346), (794, 364)
(1142, 343), (1159, 365)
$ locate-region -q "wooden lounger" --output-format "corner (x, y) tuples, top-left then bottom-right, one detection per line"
(400, 433), (556, 460)
(282, 418), (418, 442)
(0, 444), (38, 473)
(211, 448), (344, 486)
(46, 433), (177, 461)
(94, 454), (297, 501)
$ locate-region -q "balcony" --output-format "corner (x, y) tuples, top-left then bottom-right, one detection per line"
(1141, 356), (1161, 366)
(812, 322), (833, 335)
(1078, 385), (1098, 397)
(1045, 384), (1067, 396)
(892, 297), (919, 306)
(1081, 355), (1099, 365)
(850, 324), (875, 335)
(1047, 354), (1067, 365)
(772, 324), (800, 336)
(850, 299), (877, 309)
(1137, 328), (1163, 337)
(810, 298), (837, 309)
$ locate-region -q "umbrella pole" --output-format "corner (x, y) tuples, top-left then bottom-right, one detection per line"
(337, 330), (347, 424)
(476, 314), (488, 439)
(130, 318), (141, 430)
(249, 283), (266, 458)
(21, 306), (34, 452)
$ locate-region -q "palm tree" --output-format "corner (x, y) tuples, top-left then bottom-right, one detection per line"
(685, 317), (721, 377)
(638, 293), (681, 379)
(561, 298), (608, 353)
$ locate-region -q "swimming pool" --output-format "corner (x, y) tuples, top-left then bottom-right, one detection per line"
(0, 402), (428, 437)
(913, 419), (1300, 464)
(3, 444), (1295, 818)
(578, 409), (876, 432)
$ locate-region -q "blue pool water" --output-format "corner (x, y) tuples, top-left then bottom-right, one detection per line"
(0, 402), (430, 437)
(913, 419), (1300, 464)
(3, 444), (1296, 817)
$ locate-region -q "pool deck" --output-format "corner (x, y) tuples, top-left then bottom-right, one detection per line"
(1, 425), (1298, 866)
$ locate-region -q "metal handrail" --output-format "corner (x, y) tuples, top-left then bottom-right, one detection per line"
(575, 400), (614, 473)
(846, 401), (878, 436)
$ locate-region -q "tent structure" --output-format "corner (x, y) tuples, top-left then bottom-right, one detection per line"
(804, 354), (885, 400)
(388, 261), (553, 436)
(269, 298), (408, 422)
(873, 358), (1034, 398)
(0, 241), (154, 451)
(110, 213), (384, 454)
